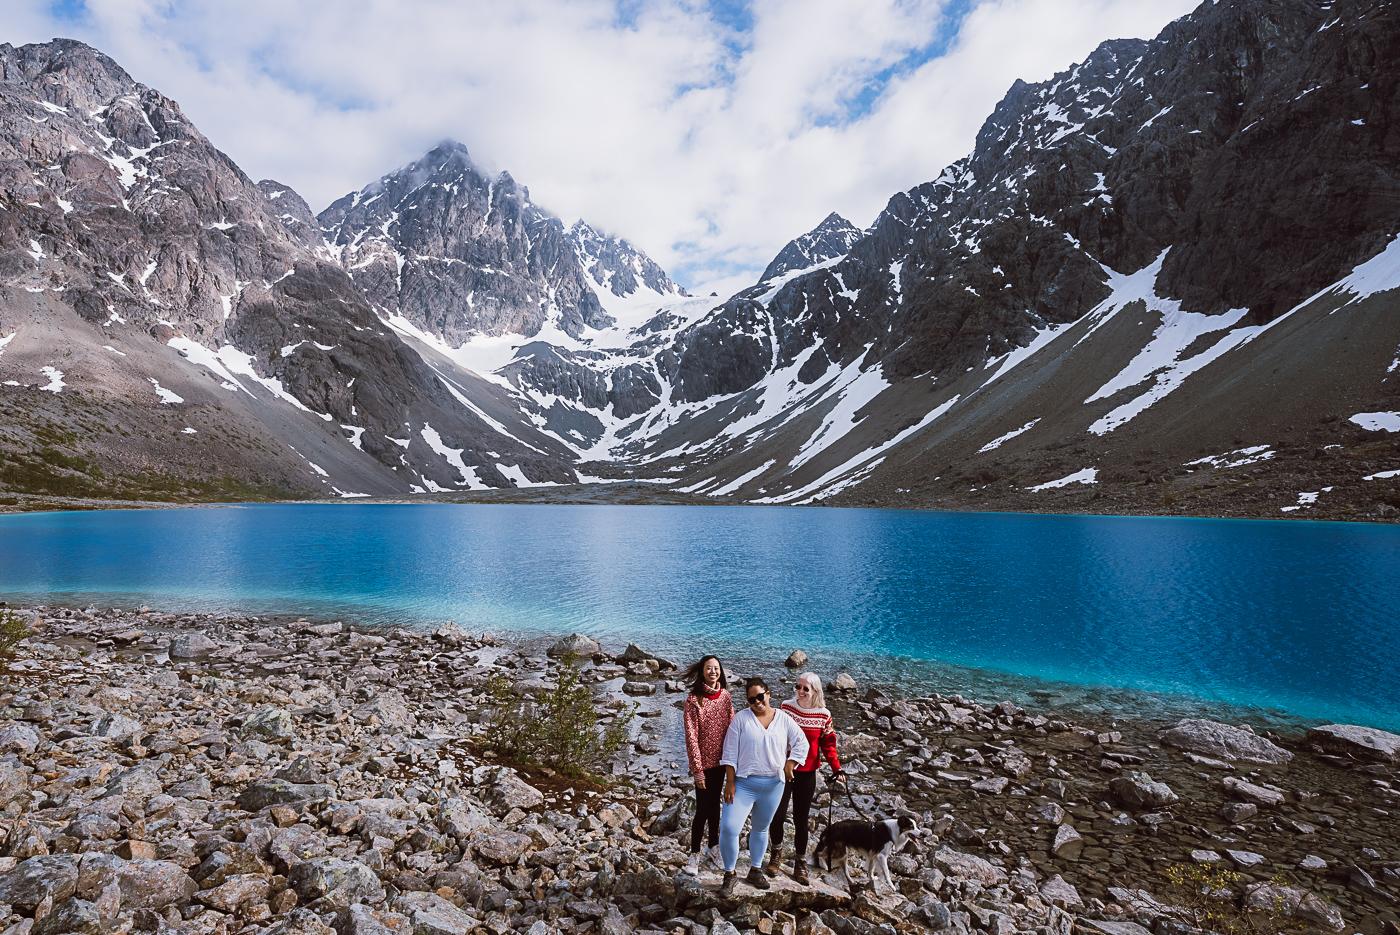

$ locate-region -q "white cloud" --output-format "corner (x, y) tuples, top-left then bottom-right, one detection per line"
(7, 0), (1197, 291)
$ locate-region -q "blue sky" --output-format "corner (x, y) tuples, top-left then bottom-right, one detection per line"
(9, 0), (1197, 293)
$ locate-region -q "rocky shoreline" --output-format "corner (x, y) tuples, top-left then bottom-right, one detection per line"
(1, 607), (1398, 935)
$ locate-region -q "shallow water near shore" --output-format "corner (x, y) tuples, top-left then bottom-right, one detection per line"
(2, 502), (1398, 730)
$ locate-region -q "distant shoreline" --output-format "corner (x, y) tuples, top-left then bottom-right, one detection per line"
(2, 487), (1397, 525)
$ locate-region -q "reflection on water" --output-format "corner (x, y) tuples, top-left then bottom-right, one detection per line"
(1, 502), (1398, 730)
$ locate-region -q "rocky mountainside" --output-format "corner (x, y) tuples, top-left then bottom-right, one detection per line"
(493, 0), (1399, 518)
(0, 41), (580, 501)
(1, 0), (1397, 519)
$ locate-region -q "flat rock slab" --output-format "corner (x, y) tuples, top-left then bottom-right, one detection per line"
(1306, 724), (1400, 763)
(1160, 718), (1293, 764)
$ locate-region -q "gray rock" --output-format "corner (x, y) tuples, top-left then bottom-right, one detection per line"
(0, 856), (80, 913)
(1225, 849), (1265, 868)
(31, 897), (102, 935)
(830, 672), (858, 692)
(168, 634), (217, 659)
(0, 724), (42, 754)
(1039, 874), (1082, 908)
(1222, 776), (1285, 807)
(336, 905), (413, 935)
(470, 829), (532, 865)
(0, 762), (32, 808)
(1298, 855), (1327, 870)
(1160, 718), (1293, 764)
(932, 847), (1007, 885)
(351, 692), (415, 729)
(1108, 772), (1178, 809)
(196, 873), (269, 913)
(267, 909), (338, 935)
(1243, 883), (1345, 931)
(1305, 724), (1400, 763)
(237, 778), (334, 811)
(111, 860), (196, 910)
(1082, 922), (1152, 935)
(391, 892), (476, 935)
(1220, 801), (1258, 823)
(1051, 824), (1083, 860)
(784, 650), (808, 669)
(92, 713), (143, 742)
(547, 633), (600, 658)
(243, 706), (294, 739)
(621, 681), (655, 696)
(288, 858), (385, 910)
(471, 765), (543, 813)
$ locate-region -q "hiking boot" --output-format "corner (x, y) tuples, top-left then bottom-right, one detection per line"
(792, 859), (809, 885)
(684, 852), (701, 875)
(763, 849), (782, 878)
(746, 867), (771, 890)
(719, 871), (737, 897)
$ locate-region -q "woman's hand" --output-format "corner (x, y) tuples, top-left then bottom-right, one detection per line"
(833, 771), (847, 786)
(694, 774), (706, 790)
(784, 762), (795, 782)
(723, 782), (735, 804)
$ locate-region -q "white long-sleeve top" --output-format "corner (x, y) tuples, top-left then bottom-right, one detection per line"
(720, 707), (808, 779)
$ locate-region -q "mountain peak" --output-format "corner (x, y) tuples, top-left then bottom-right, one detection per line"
(760, 212), (863, 282)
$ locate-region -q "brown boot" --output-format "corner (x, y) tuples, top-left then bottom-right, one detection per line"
(763, 847), (782, 878)
(719, 871), (737, 897)
(792, 858), (809, 886)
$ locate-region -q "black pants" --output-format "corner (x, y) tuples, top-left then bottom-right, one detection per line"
(768, 770), (817, 859)
(690, 765), (726, 852)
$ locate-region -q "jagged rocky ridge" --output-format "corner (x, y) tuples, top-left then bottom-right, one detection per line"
(1, 0), (1399, 516)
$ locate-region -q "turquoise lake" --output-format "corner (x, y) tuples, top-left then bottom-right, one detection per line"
(2, 503), (1397, 730)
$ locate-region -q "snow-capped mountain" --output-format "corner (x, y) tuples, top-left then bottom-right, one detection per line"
(1, 0), (1397, 519)
(0, 40), (577, 500)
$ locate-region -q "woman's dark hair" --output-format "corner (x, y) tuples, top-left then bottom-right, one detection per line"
(685, 654), (728, 696)
(744, 676), (769, 695)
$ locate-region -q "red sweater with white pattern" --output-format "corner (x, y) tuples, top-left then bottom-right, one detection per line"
(683, 689), (734, 776)
(779, 701), (842, 773)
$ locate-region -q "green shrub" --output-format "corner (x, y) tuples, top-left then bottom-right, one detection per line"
(483, 655), (634, 781)
(0, 609), (29, 663)
(1162, 864), (1311, 934)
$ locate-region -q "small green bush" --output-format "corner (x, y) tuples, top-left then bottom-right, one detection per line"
(1162, 864), (1310, 934)
(483, 655), (634, 781)
(0, 609), (29, 663)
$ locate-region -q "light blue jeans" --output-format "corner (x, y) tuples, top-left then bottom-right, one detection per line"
(720, 774), (785, 872)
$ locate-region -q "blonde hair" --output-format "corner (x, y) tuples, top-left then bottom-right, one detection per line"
(795, 671), (826, 710)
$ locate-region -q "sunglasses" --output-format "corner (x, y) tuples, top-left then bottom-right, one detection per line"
(747, 693), (766, 705)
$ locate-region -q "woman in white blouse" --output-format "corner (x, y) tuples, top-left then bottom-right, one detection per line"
(717, 676), (808, 896)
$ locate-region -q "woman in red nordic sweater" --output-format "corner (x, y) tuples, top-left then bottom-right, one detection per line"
(682, 654), (734, 873)
(766, 671), (843, 884)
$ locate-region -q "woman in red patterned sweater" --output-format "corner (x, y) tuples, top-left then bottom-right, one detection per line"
(682, 654), (734, 873)
(765, 671), (843, 884)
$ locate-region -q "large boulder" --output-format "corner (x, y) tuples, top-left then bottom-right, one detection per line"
(471, 765), (544, 813)
(351, 692), (415, 730)
(932, 847), (1007, 885)
(0, 761), (32, 808)
(92, 713), (144, 743)
(237, 778), (334, 812)
(1108, 772), (1178, 810)
(112, 860), (197, 910)
(1159, 719), (1293, 764)
(288, 858), (384, 909)
(0, 855), (80, 913)
(1244, 883), (1345, 931)
(168, 633), (218, 659)
(0, 723), (42, 754)
(471, 829), (533, 865)
(1305, 724), (1400, 763)
(391, 892), (477, 935)
(243, 706), (295, 739)
(547, 633), (599, 658)
(337, 905), (414, 935)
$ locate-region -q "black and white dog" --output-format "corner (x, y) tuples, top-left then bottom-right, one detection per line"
(813, 816), (919, 894)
